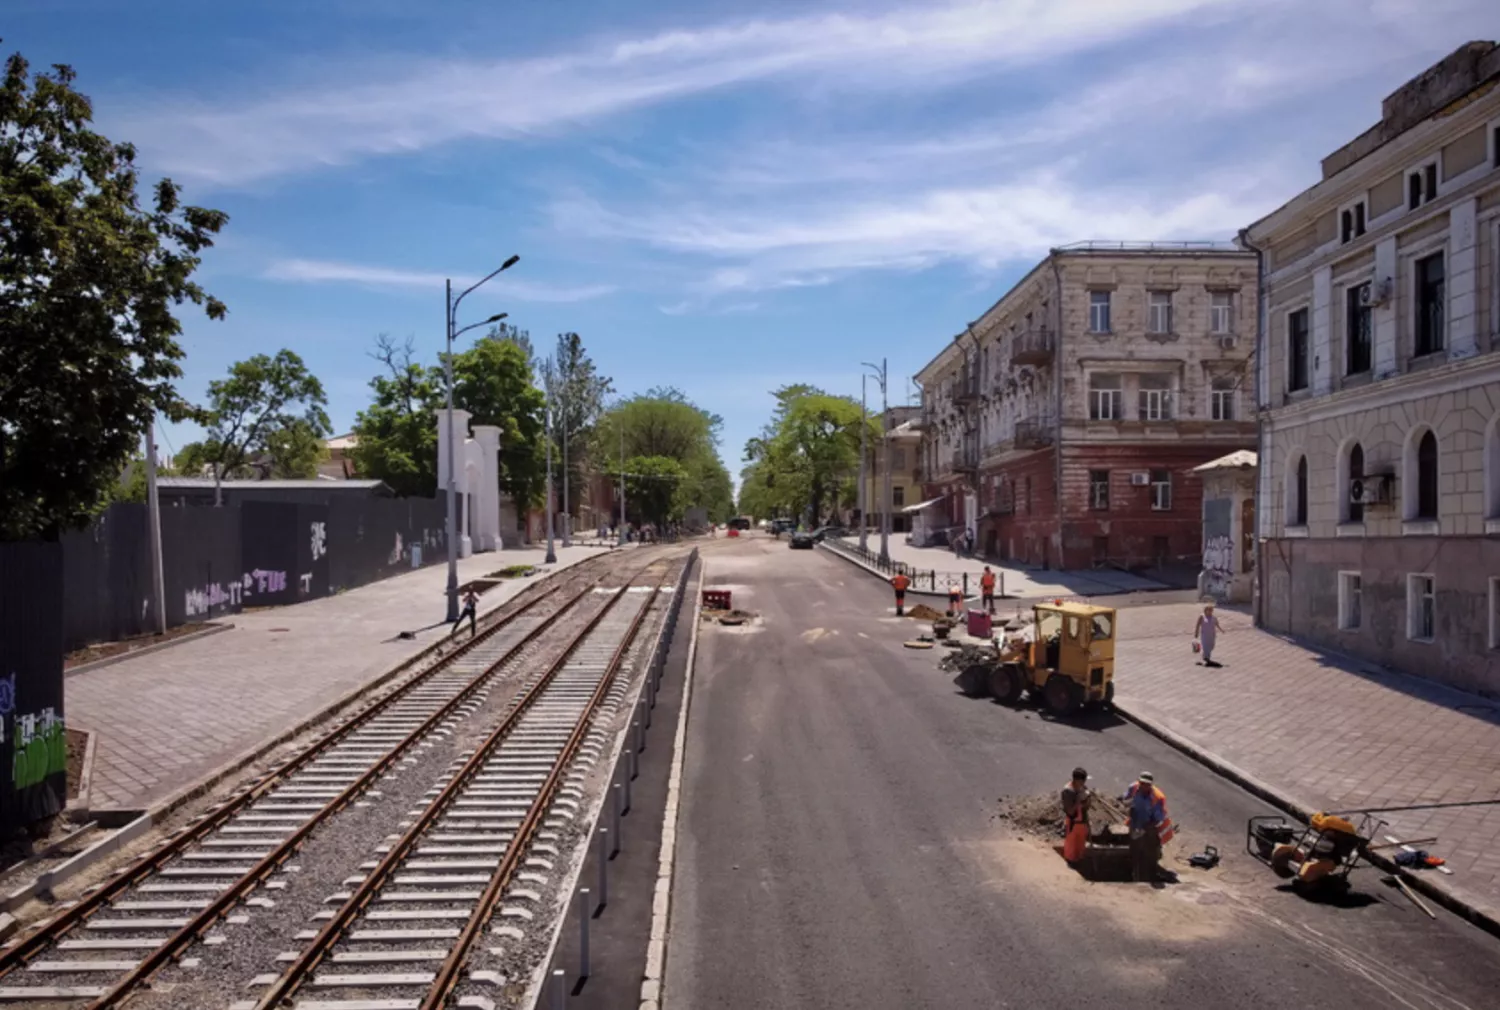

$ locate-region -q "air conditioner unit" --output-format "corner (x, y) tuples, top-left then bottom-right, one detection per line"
(1217, 335), (1237, 349)
(1349, 473), (1393, 506)
(1130, 472), (1151, 486)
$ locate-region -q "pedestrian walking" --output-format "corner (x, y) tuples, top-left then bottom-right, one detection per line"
(450, 587), (480, 638)
(980, 565), (997, 615)
(1194, 603), (1225, 667)
(891, 572), (910, 616)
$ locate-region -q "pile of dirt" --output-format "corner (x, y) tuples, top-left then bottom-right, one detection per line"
(993, 793), (1065, 839)
(907, 603), (944, 621)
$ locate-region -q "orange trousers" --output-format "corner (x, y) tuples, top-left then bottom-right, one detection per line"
(1064, 819), (1088, 862)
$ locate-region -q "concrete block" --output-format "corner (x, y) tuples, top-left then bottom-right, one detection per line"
(645, 938), (666, 980)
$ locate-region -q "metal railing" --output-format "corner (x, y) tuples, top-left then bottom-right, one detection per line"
(822, 536), (1008, 598)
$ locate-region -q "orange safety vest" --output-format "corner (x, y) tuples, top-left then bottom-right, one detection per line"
(1062, 784), (1090, 862)
(891, 574), (910, 591)
(981, 571), (996, 591)
(1123, 783), (1176, 844)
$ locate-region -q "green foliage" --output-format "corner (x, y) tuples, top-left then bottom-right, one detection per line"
(452, 334), (547, 510)
(172, 440), (218, 478)
(613, 455), (690, 527)
(0, 46), (228, 540)
(739, 385), (876, 524)
(593, 389), (733, 524)
(201, 349), (330, 482)
(349, 335), (443, 498)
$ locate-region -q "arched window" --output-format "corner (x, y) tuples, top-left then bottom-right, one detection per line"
(1287, 452), (1309, 528)
(1486, 416), (1500, 521)
(1416, 431), (1438, 520)
(1346, 443), (1364, 524)
(1295, 456), (1309, 526)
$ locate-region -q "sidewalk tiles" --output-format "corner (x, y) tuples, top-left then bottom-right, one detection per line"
(1113, 603), (1500, 927)
(67, 544), (604, 813)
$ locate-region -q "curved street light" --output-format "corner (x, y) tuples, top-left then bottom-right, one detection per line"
(445, 257), (520, 623)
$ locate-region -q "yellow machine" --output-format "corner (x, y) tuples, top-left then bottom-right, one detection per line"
(955, 601), (1116, 715)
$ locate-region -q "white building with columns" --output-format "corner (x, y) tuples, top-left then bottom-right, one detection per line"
(436, 409), (505, 554)
(1245, 41), (1500, 696)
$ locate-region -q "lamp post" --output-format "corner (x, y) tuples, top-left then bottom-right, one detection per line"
(561, 419), (572, 548)
(544, 380), (557, 564)
(862, 358), (890, 565)
(445, 255), (519, 623)
(617, 421), (627, 547)
(858, 375), (869, 553)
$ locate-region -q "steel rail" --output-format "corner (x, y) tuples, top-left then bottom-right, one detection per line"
(77, 566), (648, 1010)
(0, 578), (566, 984)
(424, 572), (666, 1008)
(250, 570), (667, 1010)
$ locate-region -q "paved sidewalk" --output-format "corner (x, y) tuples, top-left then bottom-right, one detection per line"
(1114, 603), (1500, 926)
(821, 536), (1169, 598)
(68, 544), (606, 812)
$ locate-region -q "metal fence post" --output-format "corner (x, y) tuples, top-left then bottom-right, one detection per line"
(551, 968), (566, 1009)
(613, 782), (625, 841)
(596, 829), (609, 907)
(577, 887), (591, 978)
(963, 572), (968, 598)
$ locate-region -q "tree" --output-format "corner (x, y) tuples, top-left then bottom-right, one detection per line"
(740, 385), (875, 524)
(451, 334), (547, 510)
(0, 46), (228, 540)
(349, 335), (443, 498)
(616, 455), (689, 528)
(593, 388), (734, 524)
(200, 350), (330, 491)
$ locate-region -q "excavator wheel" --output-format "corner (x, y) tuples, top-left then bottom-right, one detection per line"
(1102, 681), (1115, 711)
(1043, 674), (1082, 716)
(987, 663), (1025, 705)
(955, 664), (991, 698)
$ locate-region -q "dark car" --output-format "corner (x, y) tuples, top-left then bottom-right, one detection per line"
(770, 518), (795, 535)
(789, 531), (815, 549)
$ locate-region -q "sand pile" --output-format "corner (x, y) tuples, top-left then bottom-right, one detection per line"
(993, 793), (1066, 839)
(908, 603), (944, 621)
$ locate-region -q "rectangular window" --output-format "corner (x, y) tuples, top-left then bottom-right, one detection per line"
(1089, 470), (1109, 510)
(1408, 162), (1438, 209)
(1340, 202), (1368, 244)
(1338, 571), (1362, 631)
(1150, 469), (1171, 511)
(1138, 374), (1172, 421)
(891, 448), (906, 469)
(1415, 252), (1445, 356)
(1287, 308), (1310, 392)
(1346, 283), (1372, 374)
(892, 485), (905, 509)
(1089, 374), (1122, 421)
(1089, 290), (1112, 333)
(1210, 291), (1233, 334)
(1407, 574), (1435, 642)
(1148, 291), (1173, 334)
(1210, 377), (1236, 421)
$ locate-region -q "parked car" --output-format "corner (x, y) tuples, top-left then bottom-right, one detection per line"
(789, 531), (815, 549)
(770, 518), (795, 535)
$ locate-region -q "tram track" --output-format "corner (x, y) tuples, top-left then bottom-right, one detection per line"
(0, 551), (666, 1008)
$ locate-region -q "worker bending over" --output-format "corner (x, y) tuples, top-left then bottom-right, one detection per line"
(1121, 772), (1174, 882)
(1061, 767), (1091, 863)
(890, 572), (910, 616)
(947, 582), (964, 617)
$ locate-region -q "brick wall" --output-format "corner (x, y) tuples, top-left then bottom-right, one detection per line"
(978, 449), (1058, 565)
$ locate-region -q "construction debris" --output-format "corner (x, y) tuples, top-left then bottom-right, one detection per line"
(993, 794), (1066, 839)
(907, 603), (944, 621)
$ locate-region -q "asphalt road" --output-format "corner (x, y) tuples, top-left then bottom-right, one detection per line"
(665, 534), (1500, 1010)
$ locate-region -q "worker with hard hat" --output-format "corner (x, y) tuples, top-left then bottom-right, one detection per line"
(1121, 772), (1174, 882)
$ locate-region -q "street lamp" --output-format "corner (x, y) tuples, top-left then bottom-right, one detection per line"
(445, 255), (519, 624)
(862, 358), (890, 565)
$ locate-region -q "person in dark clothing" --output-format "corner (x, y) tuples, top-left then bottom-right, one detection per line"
(451, 588), (480, 637)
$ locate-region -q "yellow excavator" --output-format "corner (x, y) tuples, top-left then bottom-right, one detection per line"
(952, 600), (1117, 715)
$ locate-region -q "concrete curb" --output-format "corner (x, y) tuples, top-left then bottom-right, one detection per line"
(642, 552), (706, 1010)
(67, 729), (98, 821)
(1113, 698), (1500, 941)
(64, 623), (235, 679)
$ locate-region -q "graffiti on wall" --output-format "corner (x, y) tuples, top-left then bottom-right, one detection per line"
(184, 569), (289, 618)
(11, 704), (66, 791)
(1202, 497), (1234, 600)
(310, 521), (327, 561)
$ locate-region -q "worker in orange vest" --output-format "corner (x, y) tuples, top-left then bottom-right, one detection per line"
(1061, 767), (1091, 863)
(890, 572), (910, 616)
(980, 566), (998, 615)
(1121, 772), (1175, 882)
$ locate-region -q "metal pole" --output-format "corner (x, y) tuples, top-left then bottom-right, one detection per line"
(145, 418), (167, 635)
(617, 422), (627, 547)
(859, 376), (869, 553)
(545, 389), (557, 565)
(880, 357), (891, 564)
(444, 278), (460, 623)
(577, 887), (591, 978)
(562, 418), (572, 548)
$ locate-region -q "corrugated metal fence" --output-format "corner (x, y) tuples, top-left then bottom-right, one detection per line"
(0, 541), (68, 832)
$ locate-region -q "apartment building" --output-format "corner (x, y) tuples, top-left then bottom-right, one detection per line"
(856, 405), (921, 533)
(915, 244), (1257, 570)
(1246, 41), (1500, 696)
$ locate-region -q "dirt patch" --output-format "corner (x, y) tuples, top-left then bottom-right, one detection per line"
(907, 603), (944, 621)
(485, 565), (537, 579)
(64, 623), (219, 669)
(993, 793), (1066, 839)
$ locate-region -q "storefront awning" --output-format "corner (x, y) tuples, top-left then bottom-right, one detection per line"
(901, 495), (948, 515)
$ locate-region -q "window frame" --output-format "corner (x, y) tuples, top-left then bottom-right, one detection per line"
(1407, 157), (1440, 210)
(1088, 290), (1112, 334)
(1406, 573), (1436, 643)
(1287, 452), (1309, 529)
(1210, 291), (1234, 334)
(1088, 373), (1123, 421)
(1137, 376), (1173, 422)
(1344, 442), (1365, 525)
(1345, 282), (1372, 375)
(1339, 197), (1368, 244)
(1210, 377), (1236, 421)
(1338, 571), (1362, 631)
(1149, 469), (1172, 511)
(1089, 470), (1110, 511)
(1414, 251), (1446, 357)
(1147, 290), (1173, 335)
(1287, 307), (1310, 393)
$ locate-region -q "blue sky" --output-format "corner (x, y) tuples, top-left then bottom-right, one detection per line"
(8, 0), (1498, 488)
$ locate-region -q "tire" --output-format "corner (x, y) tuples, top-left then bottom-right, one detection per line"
(1043, 674), (1081, 716)
(956, 664), (991, 698)
(988, 663), (1025, 705)
(1102, 681), (1115, 711)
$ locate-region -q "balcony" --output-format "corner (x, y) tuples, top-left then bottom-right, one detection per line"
(1014, 417), (1056, 449)
(952, 373), (981, 406)
(1011, 328), (1055, 366)
(951, 449), (980, 475)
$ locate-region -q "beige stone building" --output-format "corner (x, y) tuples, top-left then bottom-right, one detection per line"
(914, 244), (1257, 569)
(856, 406), (921, 533)
(1245, 41), (1500, 696)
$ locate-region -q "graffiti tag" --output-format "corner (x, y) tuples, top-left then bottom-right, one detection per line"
(12, 706), (65, 791)
(310, 521), (327, 561)
(184, 569), (289, 617)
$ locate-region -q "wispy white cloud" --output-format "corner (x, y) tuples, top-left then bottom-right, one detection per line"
(264, 258), (615, 303)
(119, 0), (1242, 185)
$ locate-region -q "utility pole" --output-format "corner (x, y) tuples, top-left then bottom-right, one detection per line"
(145, 417), (167, 635)
(544, 380), (557, 564)
(617, 423), (627, 547)
(858, 375), (869, 553)
(863, 358), (891, 564)
(561, 420), (572, 548)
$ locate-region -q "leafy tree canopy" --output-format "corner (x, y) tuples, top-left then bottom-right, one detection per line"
(738, 385), (876, 524)
(201, 349), (330, 485)
(0, 46), (228, 540)
(593, 389), (733, 523)
(349, 335), (443, 498)
(452, 334), (546, 510)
